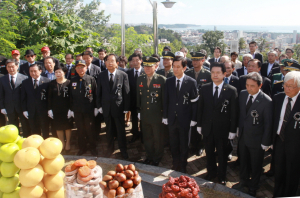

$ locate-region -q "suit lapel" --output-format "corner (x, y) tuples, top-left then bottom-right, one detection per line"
(4, 75), (12, 91)
(112, 70), (119, 92)
(217, 83), (228, 106)
(179, 75), (188, 96)
(287, 94), (300, 124)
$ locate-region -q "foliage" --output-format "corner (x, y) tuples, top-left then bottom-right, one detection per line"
(202, 31), (226, 55)
(238, 38), (246, 53)
(255, 38), (270, 52)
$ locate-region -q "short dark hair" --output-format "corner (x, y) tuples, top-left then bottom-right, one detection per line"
(246, 72), (262, 86)
(54, 63), (68, 73)
(211, 62), (226, 73)
(286, 48), (294, 53)
(249, 41), (257, 46)
(214, 47), (222, 53)
(76, 54), (82, 57)
(173, 56), (187, 68)
(104, 54), (119, 63)
(230, 52), (238, 57)
(44, 56), (55, 63)
(85, 47), (93, 52)
(151, 54), (160, 61)
(29, 63), (42, 70)
(65, 54), (74, 59)
(248, 59), (262, 68)
(117, 55), (128, 65)
(82, 51), (93, 57)
(131, 53), (142, 60)
(274, 47), (281, 52)
(128, 55), (133, 62)
(98, 48), (107, 53)
(5, 59), (18, 66)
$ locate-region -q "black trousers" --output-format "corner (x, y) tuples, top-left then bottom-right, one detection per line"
(7, 110), (30, 137)
(0, 113), (6, 127)
(74, 112), (96, 150)
(274, 135), (300, 197)
(190, 125), (204, 151)
(130, 109), (139, 136)
(204, 132), (228, 180)
(168, 118), (189, 171)
(94, 114), (103, 139)
(239, 135), (264, 190)
(104, 115), (127, 154)
(28, 111), (49, 139)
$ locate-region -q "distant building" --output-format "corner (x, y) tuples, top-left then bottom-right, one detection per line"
(230, 40), (238, 53)
(293, 30), (297, 43)
(214, 26), (217, 31)
(238, 30), (243, 39)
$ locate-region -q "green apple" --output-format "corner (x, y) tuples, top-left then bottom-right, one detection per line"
(0, 190), (3, 198)
(15, 138), (25, 150)
(2, 187), (19, 198)
(1, 162), (19, 177)
(0, 144), (20, 163)
(0, 126), (19, 144)
(0, 174), (19, 193)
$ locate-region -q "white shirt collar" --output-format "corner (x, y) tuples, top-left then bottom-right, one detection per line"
(248, 89), (261, 101)
(9, 73), (18, 80)
(32, 76), (41, 83)
(213, 81), (224, 89)
(225, 74), (232, 81)
(45, 70), (54, 74)
(284, 92), (300, 103)
(134, 67), (142, 73)
(176, 74), (185, 82)
(109, 69), (117, 76)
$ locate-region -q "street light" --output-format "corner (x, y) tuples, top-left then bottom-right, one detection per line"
(121, 0), (125, 56)
(149, 0), (176, 54)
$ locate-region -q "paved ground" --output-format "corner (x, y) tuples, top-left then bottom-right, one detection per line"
(45, 122), (299, 198)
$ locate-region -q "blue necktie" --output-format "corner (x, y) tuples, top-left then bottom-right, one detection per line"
(224, 77), (229, 84)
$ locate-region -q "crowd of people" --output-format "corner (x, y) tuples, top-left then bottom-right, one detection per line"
(0, 41), (299, 197)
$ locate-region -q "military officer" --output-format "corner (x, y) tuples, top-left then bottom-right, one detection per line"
(69, 60), (98, 156)
(136, 56), (166, 166)
(185, 51), (212, 156)
(156, 51), (175, 78)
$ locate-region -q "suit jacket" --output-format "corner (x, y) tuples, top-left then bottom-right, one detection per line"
(87, 64), (101, 80)
(208, 57), (221, 65)
(239, 75), (271, 97)
(38, 57), (60, 72)
(261, 62), (280, 78)
(236, 66), (247, 77)
(97, 69), (130, 118)
(198, 83), (238, 138)
(238, 90), (272, 148)
(228, 75), (240, 93)
(21, 76), (51, 117)
(163, 75), (198, 130)
(19, 62), (45, 77)
(65, 64), (76, 80)
(92, 59), (107, 71)
(156, 68), (174, 78)
(0, 73), (28, 114)
(269, 67), (281, 80)
(126, 68), (145, 110)
(250, 52), (264, 63)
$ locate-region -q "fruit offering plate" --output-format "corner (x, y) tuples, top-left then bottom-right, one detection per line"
(103, 183), (143, 198)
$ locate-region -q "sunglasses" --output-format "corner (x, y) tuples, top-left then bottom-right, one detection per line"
(26, 55), (35, 58)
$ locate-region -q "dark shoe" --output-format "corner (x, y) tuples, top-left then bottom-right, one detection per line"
(265, 170), (274, 177)
(121, 151), (129, 159)
(143, 159), (152, 165)
(152, 161), (160, 166)
(232, 182), (247, 191)
(204, 174), (216, 181)
(129, 135), (139, 143)
(248, 189), (256, 197)
(90, 149), (98, 156)
(197, 149), (204, 156)
(76, 149), (86, 156)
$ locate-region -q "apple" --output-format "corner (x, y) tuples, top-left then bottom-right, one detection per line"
(39, 155), (44, 165)
(22, 135), (44, 149)
(43, 170), (65, 191)
(0, 143), (20, 162)
(0, 162), (20, 177)
(14, 147), (40, 169)
(2, 187), (20, 198)
(19, 164), (44, 187)
(40, 193), (46, 198)
(41, 154), (64, 175)
(19, 181), (44, 198)
(39, 138), (62, 159)
(16, 138), (25, 150)
(0, 191), (3, 197)
(0, 174), (19, 193)
(46, 187), (64, 198)
(0, 125), (19, 144)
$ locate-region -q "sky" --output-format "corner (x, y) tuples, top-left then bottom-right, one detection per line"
(85, 0), (300, 26)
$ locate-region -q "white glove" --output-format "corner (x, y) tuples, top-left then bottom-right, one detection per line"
(23, 111), (29, 119)
(228, 132), (236, 140)
(236, 128), (239, 137)
(137, 113), (140, 120)
(190, 121), (197, 126)
(94, 108), (99, 117)
(98, 108), (103, 114)
(48, 110), (53, 119)
(123, 111), (128, 113)
(67, 110), (73, 119)
(270, 145), (273, 150)
(261, 144), (269, 151)
(162, 118), (168, 125)
(1, 109), (7, 115)
(71, 111), (74, 118)
(197, 127), (202, 135)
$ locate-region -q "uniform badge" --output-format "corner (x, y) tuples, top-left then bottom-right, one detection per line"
(72, 83), (77, 86)
(139, 82), (143, 87)
(74, 87), (76, 89)
(71, 73), (75, 76)
(200, 79), (207, 82)
(165, 51), (168, 55)
(146, 57), (150, 61)
(153, 84), (161, 88)
(193, 52), (196, 56)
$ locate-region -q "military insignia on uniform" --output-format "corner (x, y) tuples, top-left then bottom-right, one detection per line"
(293, 112), (300, 129)
(146, 57), (150, 61)
(153, 84), (161, 88)
(287, 62), (293, 66)
(74, 87), (76, 89)
(139, 82), (143, 87)
(71, 73), (75, 76)
(251, 110), (259, 125)
(221, 100), (229, 113)
(165, 51), (168, 55)
(85, 87), (90, 97)
(72, 83), (77, 86)
(193, 52), (196, 56)
(200, 79), (207, 82)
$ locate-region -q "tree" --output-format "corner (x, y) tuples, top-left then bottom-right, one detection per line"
(256, 38), (269, 52)
(202, 31), (225, 55)
(238, 38), (246, 53)
(293, 44), (300, 59)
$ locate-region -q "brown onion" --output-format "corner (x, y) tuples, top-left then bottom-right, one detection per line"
(125, 170), (134, 179)
(115, 164), (124, 172)
(127, 164), (136, 172)
(108, 189), (116, 198)
(115, 173), (127, 183)
(125, 188), (134, 194)
(116, 186), (126, 195)
(132, 175), (141, 185)
(103, 175), (113, 181)
(122, 180), (133, 189)
(108, 180), (119, 189)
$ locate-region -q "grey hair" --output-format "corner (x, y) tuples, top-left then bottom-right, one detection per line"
(284, 71), (300, 88)
(134, 48), (142, 53)
(5, 59), (18, 66)
(180, 47), (188, 53)
(246, 72), (262, 86)
(243, 54), (253, 60)
(268, 50), (278, 57)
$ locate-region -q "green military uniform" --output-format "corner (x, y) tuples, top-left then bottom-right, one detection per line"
(156, 68), (174, 78)
(136, 57), (166, 164)
(271, 73), (283, 88)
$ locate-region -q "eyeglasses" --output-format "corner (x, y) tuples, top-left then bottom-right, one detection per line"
(283, 84), (298, 89)
(26, 55), (34, 58)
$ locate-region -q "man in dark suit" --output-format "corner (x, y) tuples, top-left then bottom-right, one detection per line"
(156, 51), (175, 78)
(208, 46), (222, 65)
(65, 54), (76, 80)
(261, 50), (280, 78)
(38, 46), (60, 70)
(163, 56), (198, 173)
(197, 62), (238, 184)
(126, 53), (145, 143)
(19, 50), (44, 76)
(236, 54), (252, 77)
(272, 71), (300, 197)
(239, 59), (272, 97)
(233, 72), (272, 197)
(97, 54), (130, 159)
(92, 48), (107, 71)
(0, 73), (5, 127)
(85, 47), (99, 63)
(180, 47), (193, 68)
(249, 41), (264, 63)
(224, 60), (240, 92)
(21, 64), (51, 139)
(0, 59), (30, 137)
(0, 58), (8, 75)
(11, 50), (26, 71)
(41, 56), (56, 80)
(82, 51), (101, 80)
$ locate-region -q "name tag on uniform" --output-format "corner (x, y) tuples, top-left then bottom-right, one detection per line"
(153, 84), (161, 88)
(200, 79), (207, 82)
(72, 83), (77, 86)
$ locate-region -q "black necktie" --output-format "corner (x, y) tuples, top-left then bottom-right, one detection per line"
(134, 71), (138, 82)
(246, 96), (253, 114)
(214, 86), (219, 104)
(279, 97), (292, 141)
(86, 69), (90, 75)
(66, 65), (70, 77)
(109, 73), (113, 90)
(11, 76), (15, 89)
(176, 80), (180, 96)
(34, 79), (38, 89)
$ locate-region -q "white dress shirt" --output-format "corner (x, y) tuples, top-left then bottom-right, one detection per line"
(32, 76), (41, 86)
(9, 73), (18, 85)
(175, 74), (185, 90)
(277, 92), (300, 134)
(251, 52), (256, 59)
(134, 67), (142, 77)
(108, 69), (117, 80)
(267, 63), (274, 76)
(213, 81), (224, 97)
(233, 60), (242, 70)
(215, 57), (220, 62)
(246, 90), (261, 104)
(87, 63), (92, 74)
(244, 67), (248, 75)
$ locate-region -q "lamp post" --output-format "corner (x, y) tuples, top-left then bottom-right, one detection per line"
(149, 0), (176, 54)
(121, 0), (125, 56)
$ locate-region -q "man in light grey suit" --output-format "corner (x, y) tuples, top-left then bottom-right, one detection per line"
(0, 59), (30, 137)
(233, 72), (272, 197)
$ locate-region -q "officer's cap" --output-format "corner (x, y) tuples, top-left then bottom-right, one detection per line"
(75, 60), (86, 66)
(142, 56), (159, 67)
(190, 52), (206, 60)
(282, 59), (300, 71)
(162, 51), (175, 60)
